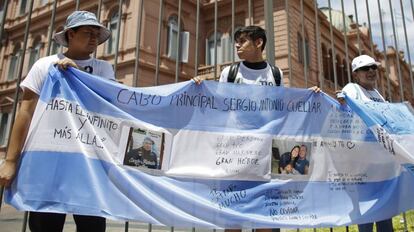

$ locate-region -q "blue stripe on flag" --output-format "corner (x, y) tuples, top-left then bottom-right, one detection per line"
(6, 151), (414, 228)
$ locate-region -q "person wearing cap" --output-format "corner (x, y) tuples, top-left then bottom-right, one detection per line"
(124, 137), (158, 169)
(338, 54), (393, 232)
(339, 55), (385, 103)
(0, 11), (114, 232)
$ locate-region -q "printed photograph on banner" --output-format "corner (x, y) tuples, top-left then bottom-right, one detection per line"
(123, 128), (164, 170)
(271, 139), (312, 175)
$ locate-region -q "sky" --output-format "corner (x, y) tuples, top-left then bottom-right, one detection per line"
(317, 0), (414, 65)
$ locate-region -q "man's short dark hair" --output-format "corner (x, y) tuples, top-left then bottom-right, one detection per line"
(234, 26), (267, 51)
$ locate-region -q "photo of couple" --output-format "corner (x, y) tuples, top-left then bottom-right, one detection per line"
(271, 141), (311, 175)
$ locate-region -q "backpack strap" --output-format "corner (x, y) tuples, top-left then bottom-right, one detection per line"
(269, 64), (281, 86)
(227, 63), (240, 83)
(227, 62), (281, 86)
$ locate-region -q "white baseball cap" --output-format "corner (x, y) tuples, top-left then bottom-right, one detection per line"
(351, 55), (381, 72)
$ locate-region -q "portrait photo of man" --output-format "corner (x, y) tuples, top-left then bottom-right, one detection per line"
(123, 129), (162, 170)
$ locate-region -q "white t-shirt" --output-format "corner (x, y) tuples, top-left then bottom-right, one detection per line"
(219, 62), (283, 86)
(342, 83), (385, 103)
(21, 53), (115, 95)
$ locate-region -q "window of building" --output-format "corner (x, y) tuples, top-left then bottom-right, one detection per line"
(328, 49), (335, 84)
(8, 44), (22, 80)
(167, 15), (179, 59)
(19, 0), (28, 15)
(166, 15), (189, 62)
(297, 32), (310, 69)
(29, 38), (42, 69)
(107, 9), (119, 55)
(221, 34), (232, 63)
(341, 59), (350, 87)
(0, 113), (10, 146)
(206, 32), (223, 65)
(336, 56), (344, 87)
(0, 0), (5, 22)
(40, 0), (48, 6)
(321, 44), (329, 81)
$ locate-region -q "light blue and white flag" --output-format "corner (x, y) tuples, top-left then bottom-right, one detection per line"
(5, 66), (414, 229)
(345, 95), (414, 176)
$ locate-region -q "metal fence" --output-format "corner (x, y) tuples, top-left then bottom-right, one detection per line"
(1, 0), (414, 231)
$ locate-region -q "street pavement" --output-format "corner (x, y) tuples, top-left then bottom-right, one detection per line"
(0, 203), (230, 232)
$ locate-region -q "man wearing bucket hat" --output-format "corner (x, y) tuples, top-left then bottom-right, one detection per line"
(338, 55), (393, 232)
(0, 11), (114, 232)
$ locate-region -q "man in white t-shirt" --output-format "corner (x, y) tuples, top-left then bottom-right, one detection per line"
(339, 55), (393, 232)
(194, 26), (285, 88)
(218, 26), (283, 86)
(0, 11), (114, 232)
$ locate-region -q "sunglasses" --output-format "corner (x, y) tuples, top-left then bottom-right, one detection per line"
(357, 65), (378, 71)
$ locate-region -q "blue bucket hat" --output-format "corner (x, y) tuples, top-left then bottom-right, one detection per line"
(54, 11), (111, 47)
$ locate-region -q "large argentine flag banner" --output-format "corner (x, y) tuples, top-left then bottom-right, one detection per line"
(5, 67), (414, 229)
